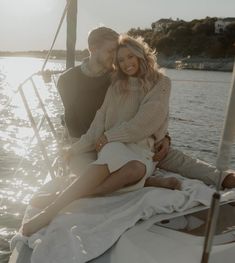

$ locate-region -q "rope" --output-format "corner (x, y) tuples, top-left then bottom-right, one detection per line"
(41, 0), (74, 71)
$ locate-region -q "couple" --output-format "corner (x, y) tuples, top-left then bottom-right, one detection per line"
(22, 27), (235, 236)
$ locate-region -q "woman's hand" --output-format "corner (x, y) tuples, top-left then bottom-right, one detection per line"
(152, 136), (170, 162)
(96, 134), (108, 152)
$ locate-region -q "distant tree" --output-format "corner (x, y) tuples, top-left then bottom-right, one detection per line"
(188, 35), (208, 55)
(167, 20), (186, 31)
(126, 17), (234, 58)
(192, 21), (214, 36)
(226, 22), (235, 38)
(154, 36), (175, 56)
(207, 38), (225, 58)
(168, 26), (191, 38)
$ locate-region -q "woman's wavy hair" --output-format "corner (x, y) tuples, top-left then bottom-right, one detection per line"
(112, 34), (163, 92)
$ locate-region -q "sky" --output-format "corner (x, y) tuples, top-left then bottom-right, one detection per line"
(0, 0), (235, 51)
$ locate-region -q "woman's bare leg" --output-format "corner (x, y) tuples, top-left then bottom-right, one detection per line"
(145, 176), (181, 190)
(22, 164), (110, 236)
(30, 161), (146, 208)
(29, 175), (75, 209)
(29, 192), (60, 209)
(89, 160), (146, 196)
(22, 161), (146, 236)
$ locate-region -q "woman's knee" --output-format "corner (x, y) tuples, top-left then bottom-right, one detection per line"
(125, 160), (146, 182)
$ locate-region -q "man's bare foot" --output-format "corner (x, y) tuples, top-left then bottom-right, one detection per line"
(222, 172), (235, 189)
(30, 192), (59, 209)
(22, 210), (54, 236)
(145, 176), (181, 190)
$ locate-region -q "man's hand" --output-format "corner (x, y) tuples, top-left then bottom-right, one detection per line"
(96, 134), (108, 152)
(152, 136), (170, 162)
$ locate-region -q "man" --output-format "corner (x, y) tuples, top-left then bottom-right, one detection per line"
(30, 27), (234, 208)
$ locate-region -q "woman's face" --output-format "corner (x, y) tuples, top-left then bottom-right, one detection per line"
(117, 47), (139, 76)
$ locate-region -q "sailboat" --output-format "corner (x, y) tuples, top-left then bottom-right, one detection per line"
(8, 1), (235, 262)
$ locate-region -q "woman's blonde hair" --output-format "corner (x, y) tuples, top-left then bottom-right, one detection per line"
(112, 34), (163, 92)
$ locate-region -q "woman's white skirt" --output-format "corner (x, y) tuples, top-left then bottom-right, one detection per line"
(70, 142), (156, 192)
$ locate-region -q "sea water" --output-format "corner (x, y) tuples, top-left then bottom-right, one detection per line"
(0, 57), (234, 262)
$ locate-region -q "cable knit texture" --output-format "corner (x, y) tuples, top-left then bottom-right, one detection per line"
(71, 74), (171, 154)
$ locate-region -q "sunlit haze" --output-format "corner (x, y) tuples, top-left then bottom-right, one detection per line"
(0, 0), (235, 51)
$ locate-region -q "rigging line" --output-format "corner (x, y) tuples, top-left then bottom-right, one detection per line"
(41, 0), (74, 72)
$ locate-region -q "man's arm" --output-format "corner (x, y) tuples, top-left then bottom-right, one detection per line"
(57, 69), (80, 137)
(152, 133), (171, 162)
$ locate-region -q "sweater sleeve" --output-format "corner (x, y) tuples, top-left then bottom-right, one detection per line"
(57, 69), (77, 137)
(71, 85), (113, 154)
(104, 76), (171, 143)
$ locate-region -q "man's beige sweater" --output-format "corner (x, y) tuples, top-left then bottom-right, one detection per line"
(72, 74), (171, 154)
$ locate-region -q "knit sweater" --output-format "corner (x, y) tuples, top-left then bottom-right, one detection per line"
(71, 74), (171, 154)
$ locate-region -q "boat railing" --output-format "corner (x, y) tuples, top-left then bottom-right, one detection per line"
(16, 69), (69, 181)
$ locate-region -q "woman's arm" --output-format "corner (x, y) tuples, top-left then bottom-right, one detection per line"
(104, 76), (171, 143)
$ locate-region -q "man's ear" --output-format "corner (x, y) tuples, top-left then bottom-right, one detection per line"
(89, 44), (97, 54)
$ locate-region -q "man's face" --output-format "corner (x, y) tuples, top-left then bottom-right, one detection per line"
(95, 40), (118, 70)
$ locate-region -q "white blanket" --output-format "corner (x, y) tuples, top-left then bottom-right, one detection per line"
(11, 175), (235, 263)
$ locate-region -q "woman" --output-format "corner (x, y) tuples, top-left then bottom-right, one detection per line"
(22, 34), (180, 236)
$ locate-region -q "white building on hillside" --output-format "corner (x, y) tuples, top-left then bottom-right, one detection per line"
(215, 18), (235, 34)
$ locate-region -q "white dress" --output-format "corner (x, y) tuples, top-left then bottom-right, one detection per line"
(70, 139), (156, 192)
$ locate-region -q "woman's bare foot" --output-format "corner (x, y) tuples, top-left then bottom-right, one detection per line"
(22, 210), (55, 236)
(30, 192), (59, 209)
(222, 172), (235, 189)
(145, 176), (181, 190)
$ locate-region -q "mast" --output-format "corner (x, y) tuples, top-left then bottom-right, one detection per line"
(66, 0), (77, 69)
(201, 60), (235, 263)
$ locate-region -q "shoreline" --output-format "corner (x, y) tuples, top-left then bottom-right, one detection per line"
(157, 56), (234, 72)
(0, 53), (234, 72)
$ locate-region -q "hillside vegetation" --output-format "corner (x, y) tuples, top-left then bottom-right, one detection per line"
(128, 17), (235, 58)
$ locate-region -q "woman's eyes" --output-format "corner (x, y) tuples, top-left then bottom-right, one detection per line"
(118, 55), (134, 63)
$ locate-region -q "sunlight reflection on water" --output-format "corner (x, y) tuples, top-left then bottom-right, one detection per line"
(0, 57), (66, 259)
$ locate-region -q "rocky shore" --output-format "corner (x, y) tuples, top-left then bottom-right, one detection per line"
(157, 55), (234, 72)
